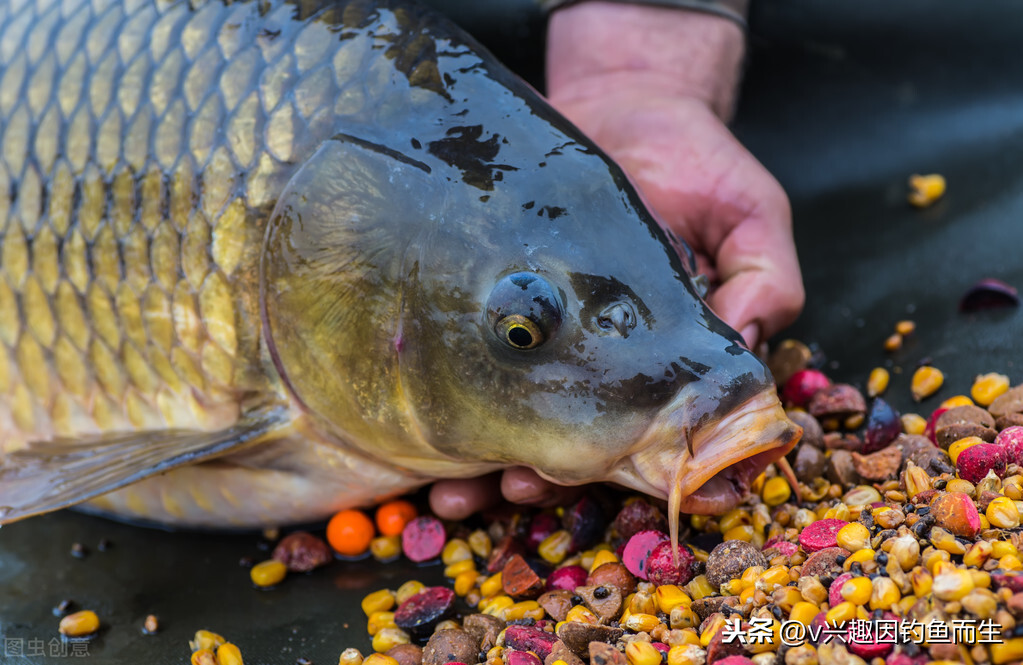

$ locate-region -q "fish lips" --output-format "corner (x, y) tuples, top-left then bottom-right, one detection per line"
(609, 387), (802, 515)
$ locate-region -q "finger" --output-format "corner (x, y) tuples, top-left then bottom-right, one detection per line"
(500, 467), (583, 507)
(429, 473), (502, 521)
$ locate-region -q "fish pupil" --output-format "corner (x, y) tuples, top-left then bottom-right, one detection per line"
(508, 326), (533, 348)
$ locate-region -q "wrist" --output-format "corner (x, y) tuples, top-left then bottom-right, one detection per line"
(546, 1), (746, 120)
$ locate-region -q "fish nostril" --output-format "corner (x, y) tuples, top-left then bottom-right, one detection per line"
(597, 302), (637, 338)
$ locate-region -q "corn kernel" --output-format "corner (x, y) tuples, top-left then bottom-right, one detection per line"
(192, 650), (217, 665)
(962, 589), (998, 619)
(59, 610), (99, 637)
(836, 523), (870, 553)
(566, 604), (598, 624)
(843, 549), (875, 571)
(972, 570), (992, 589)
(367, 611), (396, 636)
(903, 462), (932, 497)
(699, 615), (725, 647)
(504, 601), (544, 621)
(762, 477), (792, 507)
(669, 605), (699, 629)
(895, 320), (916, 336)
(972, 373), (1010, 406)
(845, 413), (865, 429)
(442, 538), (473, 566)
(468, 530), (492, 559)
(673, 629), (701, 646)
(371, 535), (401, 561)
(690, 514), (710, 530)
(364, 655), (400, 665)
(372, 626), (410, 652)
(718, 508), (751, 534)
(686, 575), (715, 600)
(191, 630), (226, 652)
(869, 576), (900, 610)
(884, 333), (903, 352)
(939, 394), (974, 409)
(931, 527), (967, 555)
(923, 548), (951, 573)
(214, 643), (244, 665)
(993, 541), (1019, 559)
(667, 644), (704, 665)
(480, 573), (503, 599)
(907, 173), (946, 207)
(339, 648), (364, 665)
(436, 619), (460, 632)
(773, 586), (802, 613)
(988, 497), (1021, 528)
(396, 581), (425, 604)
(911, 568), (933, 597)
(948, 436), (984, 465)
(1001, 554), (1023, 571)
(250, 560), (287, 588)
(655, 585), (691, 614)
(866, 367), (890, 397)
(739, 585), (756, 606)
(723, 524), (754, 542)
(590, 550), (618, 572)
(482, 596), (514, 616)
(789, 601), (819, 625)
(362, 589), (396, 617)
(629, 591), (658, 615)
(825, 602), (856, 625)
(538, 530), (573, 564)
(444, 559), (476, 578)
(624, 613), (661, 633)
(758, 565), (791, 591)
(901, 413), (927, 435)
(626, 640), (663, 665)
(454, 570), (479, 597)
(990, 637), (1023, 664)
(797, 577), (827, 605)
(840, 577), (872, 605)
(911, 366), (944, 401)
(933, 569), (974, 601)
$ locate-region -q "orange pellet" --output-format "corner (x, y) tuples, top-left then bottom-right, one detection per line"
(375, 500), (418, 537)
(884, 333), (903, 352)
(911, 366), (944, 401)
(328, 509), (376, 556)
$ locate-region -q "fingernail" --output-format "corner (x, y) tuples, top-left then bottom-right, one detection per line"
(739, 323), (758, 349)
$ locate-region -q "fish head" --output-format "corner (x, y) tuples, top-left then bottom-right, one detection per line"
(261, 129), (800, 516)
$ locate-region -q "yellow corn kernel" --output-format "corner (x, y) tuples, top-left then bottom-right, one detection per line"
(911, 569), (933, 597)
(722, 578), (745, 596)
(480, 573), (503, 599)
(367, 611), (396, 636)
(590, 550), (618, 572)
(895, 320), (916, 336)
(836, 523), (870, 553)
(751, 473), (766, 496)
(372, 627), (410, 653)
(972, 373), (1011, 407)
(949, 436), (985, 465)
(907, 173), (946, 207)
(845, 413), (865, 429)
(971, 570), (992, 589)
(932, 569), (974, 601)
(825, 601), (856, 625)
(1001, 554), (1023, 571)
(901, 413), (927, 435)
(723, 524), (754, 542)
(964, 541), (993, 568)
(468, 530), (492, 559)
(865, 367), (890, 398)
(504, 601), (544, 622)
(191, 630), (226, 652)
(946, 479), (976, 496)
(991, 637), (1023, 664)
(740, 566), (765, 586)
(762, 477), (792, 507)
(823, 504), (852, 521)
(482, 596), (514, 617)
(758, 565), (790, 591)
(980, 514), (991, 529)
(923, 548), (951, 574)
(992, 541), (1019, 559)
(626, 640), (663, 665)
(371, 535), (401, 562)
(655, 585), (691, 614)
(747, 620), (781, 654)
(789, 601), (819, 625)
(686, 575), (715, 600)
(624, 613), (661, 633)
(629, 591), (658, 615)
(939, 394), (974, 410)
(674, 629), (701, 646)
(192, 650), (217, 665)
(773, 586), (803, 613)
(396, 581), (425, 604)
(361, 589), (396, 617)
(884, 333), (903, 352)
(739, 585), (756, 606)
(363, 655), (400, 665)
(250, 560), (287, 588)
(669, 605), (699, 630)
(931, 527), (967, 556)
(718, 508), (751, 534)
(699, 615), (725, 647)
(962, 589), (998, 620)
(216, 643), (244, 665)
(911, 366), (944, 401)
(538, 530), (573, 564)
(339, 648), (364, 665)
(988, 497), (1021, 528)
(843, 549), (875, 571)
(903, 462), (932, 498)
(840, 577), (873, 605)
(690, 514), (710, 530)
(869, 576), (900, 610)
(566, 604), (598, 624)
(59, 610), (100, 637)
(444, 559), (476, 578)
(667, 644), (704, 665)
(690, 546), (709, 563)
(442, 539), (473, 566)
(487, 646), (504, 660)
(454, 570), (479, 597)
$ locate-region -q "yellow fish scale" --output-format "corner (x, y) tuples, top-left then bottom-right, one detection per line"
(0, 0), (394, 452)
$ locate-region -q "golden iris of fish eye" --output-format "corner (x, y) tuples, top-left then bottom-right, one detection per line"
(495, 314), (544, 349)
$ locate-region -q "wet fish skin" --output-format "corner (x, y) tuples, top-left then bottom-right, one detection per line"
(0, 0), (800, 527)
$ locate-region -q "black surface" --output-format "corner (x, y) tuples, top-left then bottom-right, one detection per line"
(3, 0), (1023, 663)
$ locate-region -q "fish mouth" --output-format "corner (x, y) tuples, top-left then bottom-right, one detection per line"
(611, 387), (802, 516)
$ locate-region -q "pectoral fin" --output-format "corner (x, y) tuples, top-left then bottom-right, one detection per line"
(0, 405), (289, 525)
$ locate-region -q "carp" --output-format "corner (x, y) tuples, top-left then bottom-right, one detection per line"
(0, 0), (800, 534)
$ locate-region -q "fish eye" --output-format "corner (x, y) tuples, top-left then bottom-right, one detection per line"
(486, 272), (563, 350)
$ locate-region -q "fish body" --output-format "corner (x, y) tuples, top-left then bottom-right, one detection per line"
(0, 0), (800, 528)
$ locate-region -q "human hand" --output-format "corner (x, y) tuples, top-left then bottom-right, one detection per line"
(430, 3), (804, 521)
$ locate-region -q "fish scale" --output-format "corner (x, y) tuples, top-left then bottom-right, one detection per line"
(0, 0), (439, 453)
